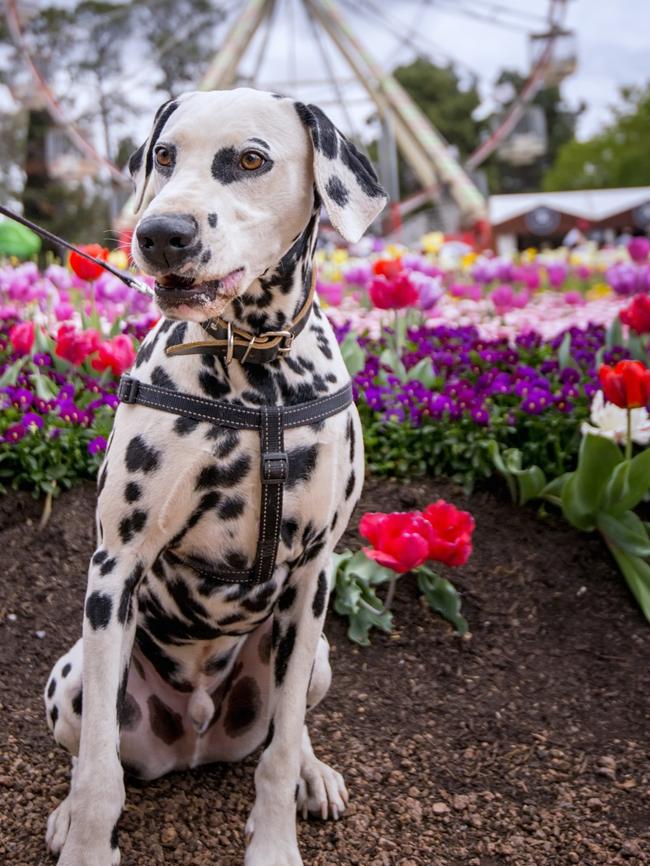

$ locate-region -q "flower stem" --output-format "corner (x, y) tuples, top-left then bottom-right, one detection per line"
(626, 409), (633, 461)
(39, 490), (53, 530)
(393, 309), (401, 358)
(383, 576), (397, 612)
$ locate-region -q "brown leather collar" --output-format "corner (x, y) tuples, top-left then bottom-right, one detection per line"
(165, 274), (316, 364)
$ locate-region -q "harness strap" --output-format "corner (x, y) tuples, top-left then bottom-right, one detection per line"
(117, 375), (353, 585)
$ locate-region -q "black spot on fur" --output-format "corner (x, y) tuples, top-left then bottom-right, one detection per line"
(118, 563), (144, 625)
(125, 435), (160, 474)
(330, 512), (338, 532)
(219, 496), (245, 520)
(110, 822), (119, 850)
(199, 369), (231, 400)
(135, 331), (158, 368)
(312, 571), (328, 618)
(207, 212), (218, 228)
(325, 175), (349, 206)
(50, 706), (58, 728)
(340, 136), (385, 198)
(47, 678), (56, 699)
(97, 464), (108, 495)
(136, 627), (190, 691)
(286, 445), (318, 489)
(295, 103), (338, 159)
(223, 676), (261, 737)
(204, 647), (235, 676)
(274, 623), (297, 685)
(72, 689), (83, 716)
(142, 100), (179, 192)
(148, 694), (184, 744)
(92, 549), (108, 565)
(119, 509), (148, 544)
(264, 718), (275, 748)
(166, 322), (187, 350)
(277, 584), (297, 612)
(124, 481), (142, 503)
(100, 557), (117, 577)
(119, 693), (142, 730)
(345, 471), (356, 500)
(211, 146), (239, 184)
(62, 663), (71, 678)
(175, 415), (200, 436)
(201, 249), (212, 265)
(151, 365), (176, 389)
(281, 518), (299, 547)
(128, 143), (144, 176)
(196, 454), (251, 490)
(85, 591), (112, 630)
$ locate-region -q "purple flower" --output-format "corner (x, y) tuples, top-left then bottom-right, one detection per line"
(3, 423), (26, 442)
(23, 412), (43, 431)
(628, 236), (650, 264)
(87, 436), (107, 455)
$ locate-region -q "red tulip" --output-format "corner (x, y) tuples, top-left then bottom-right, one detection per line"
(620, 294), (650, 335)
(599, 360), (650, 409)
(422, 500), (475, 567)
(368, 274), (419, 310)
(9, 321), (35, 355)
(372, 257), (403, 279)
(91, 335), (136, 377)
(69, 244), (109, 281)
(55, 324), (101, 365)
(359, 511), (434, 573)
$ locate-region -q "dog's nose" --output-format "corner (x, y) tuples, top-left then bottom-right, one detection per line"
(136, 214), (199, 269)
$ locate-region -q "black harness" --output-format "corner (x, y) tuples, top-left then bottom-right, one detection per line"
(0, 203), (353, 586)
(117, 376), (353, 586)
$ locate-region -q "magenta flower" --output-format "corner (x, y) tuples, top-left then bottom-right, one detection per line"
(628, 236), (650, 264)
(87, 436), (107, 455)
(3, 423), (26, 442)
(23, 412), (44, 431)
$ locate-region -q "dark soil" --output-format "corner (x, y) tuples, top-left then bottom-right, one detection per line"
(1, 476), (649, 866)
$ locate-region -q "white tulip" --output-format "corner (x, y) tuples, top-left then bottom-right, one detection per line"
(581, 390), (650, 446)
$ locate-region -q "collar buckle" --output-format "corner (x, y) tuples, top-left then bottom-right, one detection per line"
(262, 330), (294, 356)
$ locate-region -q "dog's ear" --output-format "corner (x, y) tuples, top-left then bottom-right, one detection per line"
(128, 97), (184, 214)
(295, 102), (388, 243)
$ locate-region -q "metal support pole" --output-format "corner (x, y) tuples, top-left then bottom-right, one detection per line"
(200, 0), (271, 90)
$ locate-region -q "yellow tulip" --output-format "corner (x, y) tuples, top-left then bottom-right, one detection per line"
(108, 250), (129, 270)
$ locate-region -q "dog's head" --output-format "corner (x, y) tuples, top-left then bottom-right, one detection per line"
(128, 88), (387, 322)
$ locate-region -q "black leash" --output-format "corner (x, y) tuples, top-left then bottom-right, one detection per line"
(0, 204), (153, 297)
(118, 376), (353, 585)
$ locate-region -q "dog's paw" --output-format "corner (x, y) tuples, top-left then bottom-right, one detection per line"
(297, 756), (348, 821)
(47, 801), (120, 866)
(46, 796), (72, 856)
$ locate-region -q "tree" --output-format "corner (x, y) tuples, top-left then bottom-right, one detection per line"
(393, 58), (484, 160)
(485, 69), (582, 194)
(543, 83), (650, 191)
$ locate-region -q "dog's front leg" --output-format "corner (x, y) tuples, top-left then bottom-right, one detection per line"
(56, 545), (146, 866)
(245, 555), (332, 866)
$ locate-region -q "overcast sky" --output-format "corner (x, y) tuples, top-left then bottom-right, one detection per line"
(208, 0), (650, 142)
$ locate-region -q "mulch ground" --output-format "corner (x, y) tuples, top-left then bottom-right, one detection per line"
(1, 475), (649, 866)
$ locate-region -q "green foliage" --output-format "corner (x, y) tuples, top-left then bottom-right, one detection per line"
(544, 83), (650, 191)
(332, 549), (467, 645)
(393, 58), (484, 159)
(490, 433), (650, 623)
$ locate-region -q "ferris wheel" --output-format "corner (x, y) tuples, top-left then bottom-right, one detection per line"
(5, 0), (576, 234)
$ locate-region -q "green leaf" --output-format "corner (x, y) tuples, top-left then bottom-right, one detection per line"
(558, 332), (576, 370)
(561, 434), (623, 530)
(0, 358), (24, 387)
(514, 465), (547, 505)
(540, 472), (570, 506)
(597, 510), (650, 558)
(347, 549), (396, 586)
(627, 332), (647, 362)
(604, 449), (650, 516)
(606, 544), (650, 623)
(340, 332), (366, 377)
(405, 357), (436, 388)
(417, 569), (468, 635)
(606, 316), (623, 350)
(28, 366), (59, 400)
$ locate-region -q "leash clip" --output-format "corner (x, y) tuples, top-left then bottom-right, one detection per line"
(117, 376), (139, 404)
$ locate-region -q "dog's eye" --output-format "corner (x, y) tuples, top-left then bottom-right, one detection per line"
(239, 151), (265, 171)
(155, 146), (173, 168)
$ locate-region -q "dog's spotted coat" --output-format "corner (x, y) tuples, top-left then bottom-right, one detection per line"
(43, 88), (386, 866)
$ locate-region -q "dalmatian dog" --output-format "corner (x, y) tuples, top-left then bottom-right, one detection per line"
(43, 88), (386, 866)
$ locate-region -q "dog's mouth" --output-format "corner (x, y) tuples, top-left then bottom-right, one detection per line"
(154, 268), (245, 307)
